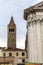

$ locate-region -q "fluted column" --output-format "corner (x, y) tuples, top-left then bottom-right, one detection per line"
(28, 21), (34, 62)
(36, 19), (42, 63)
(40, 19), (43, 62)
(27, 18), (43, 63)
(33, 21), (38, 62)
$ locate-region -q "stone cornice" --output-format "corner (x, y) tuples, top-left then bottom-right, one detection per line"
(24, 9), (43, 21)
(24, 1), (43, 20)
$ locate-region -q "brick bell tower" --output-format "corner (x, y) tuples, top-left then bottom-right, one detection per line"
(7, 17), (16, 49)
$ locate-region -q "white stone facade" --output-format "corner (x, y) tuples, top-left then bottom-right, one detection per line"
(27, 12), (43, 63)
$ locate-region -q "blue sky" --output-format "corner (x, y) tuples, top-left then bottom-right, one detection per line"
(0, 0), (42, 49)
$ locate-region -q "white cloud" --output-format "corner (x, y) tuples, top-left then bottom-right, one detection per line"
(0, 39), (7, 48)
(17, 37), (25, 49)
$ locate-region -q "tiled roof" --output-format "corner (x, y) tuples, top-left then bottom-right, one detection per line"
(8, 16), (16, 26)
(0, 47), (6, 49)
(2, 48), (25, 51)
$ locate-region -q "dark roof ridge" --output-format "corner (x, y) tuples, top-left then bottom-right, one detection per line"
(2, 48), (25, 51)
(0, 47), (6, 49)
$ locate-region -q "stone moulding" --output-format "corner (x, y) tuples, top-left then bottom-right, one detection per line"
(24, 1), (43, 20)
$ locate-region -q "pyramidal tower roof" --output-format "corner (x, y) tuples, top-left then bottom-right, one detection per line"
(24, 1), (43, 20)
(9, 16), (16, 25)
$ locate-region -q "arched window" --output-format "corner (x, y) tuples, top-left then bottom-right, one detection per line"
(9, 29), (14, 32)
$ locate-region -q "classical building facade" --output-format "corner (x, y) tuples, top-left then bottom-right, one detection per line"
(24, 1), (43, 63)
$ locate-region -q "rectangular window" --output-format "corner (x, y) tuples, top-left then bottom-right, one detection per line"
(17, 64), (25, 65)
(22, 52), (25, 56)
(9, 29), (14, 32)
(16, 52), (19, 56)
(22, 59), (25, 63)
(3, 53), (6, 57)
(9, 53), (12, 56)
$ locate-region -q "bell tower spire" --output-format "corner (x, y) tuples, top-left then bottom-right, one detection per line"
(7, 16), (16, 49)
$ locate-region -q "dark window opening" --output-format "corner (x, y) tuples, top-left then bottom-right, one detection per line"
(16, 52), (19, 56)
(22, 52), (25, 56)
(3, 53), (6, 57)
(22, 59), (25, 63)
(9, 53), (12, 56)
(17, 64), (25, 65)
(39, 6), (41, 7)
(12, 39), (14, 41)
(9, 29), (14, 32)
(42, 4), (43, 6)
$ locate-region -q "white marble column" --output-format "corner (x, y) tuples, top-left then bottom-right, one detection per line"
(36, 19), (42, 63)
(28, 22), (32, 61)
(40, 20), (43, 62)
(28, 21), (34, 62)
(33, 21), (38, 62)
(28, 19), (43, 63)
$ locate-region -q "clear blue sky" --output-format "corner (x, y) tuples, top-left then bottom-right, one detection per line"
(0, 0), (42, 49)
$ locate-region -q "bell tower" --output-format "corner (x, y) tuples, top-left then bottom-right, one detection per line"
(7, 17), (16, 49)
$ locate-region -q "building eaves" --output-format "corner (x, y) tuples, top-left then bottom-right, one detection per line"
(2, 48), (25, 51)
(24, 1), (43, 20)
